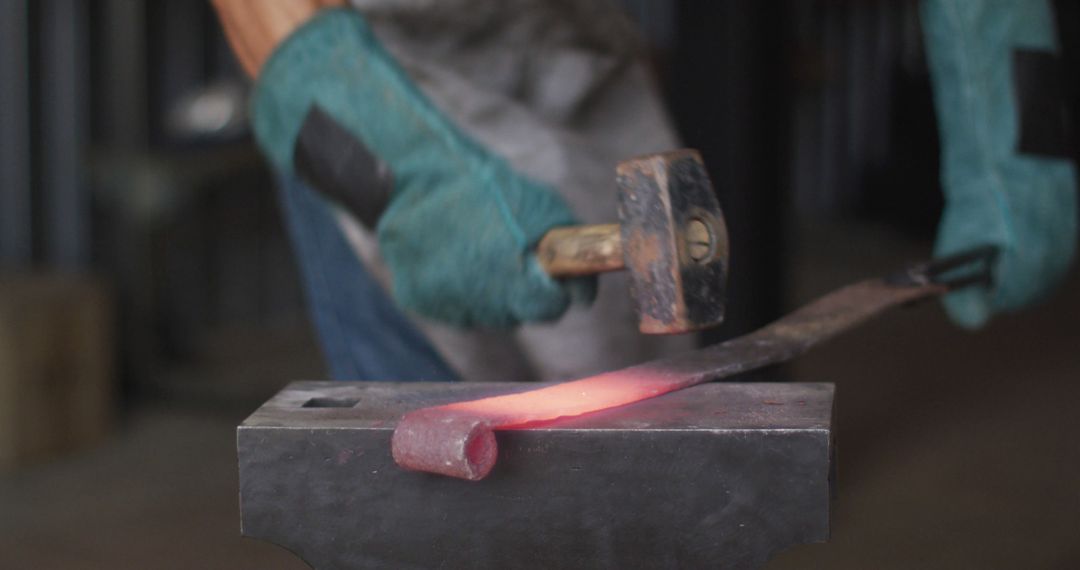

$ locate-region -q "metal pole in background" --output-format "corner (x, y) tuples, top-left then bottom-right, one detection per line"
(41, 0), (90, 269)
(101, 0), (148, 147)
(0, 0), (32, 267)
(669, 0), (791, 342)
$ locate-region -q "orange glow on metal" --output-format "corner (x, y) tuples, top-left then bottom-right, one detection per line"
(390, 367), (692, 481)
(444, 368), (682, 428)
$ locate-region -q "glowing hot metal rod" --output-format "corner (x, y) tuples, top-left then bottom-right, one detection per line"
(391, 246), (998, 480)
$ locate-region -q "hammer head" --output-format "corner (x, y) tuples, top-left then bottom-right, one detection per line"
(616, 149), (729, 334)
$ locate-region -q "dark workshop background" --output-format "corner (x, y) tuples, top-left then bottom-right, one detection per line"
(1, 1), (1077, 568)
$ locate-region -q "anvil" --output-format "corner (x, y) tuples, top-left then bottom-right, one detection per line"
(238, 380), (834, 569)
(238, 246), (998, 569)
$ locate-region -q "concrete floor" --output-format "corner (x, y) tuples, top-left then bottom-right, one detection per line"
(1, 223), (1078, 569)
(773, 224), (1080, 569)
(0, 409), (307, 569)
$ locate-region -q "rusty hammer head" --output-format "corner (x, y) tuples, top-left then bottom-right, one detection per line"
(615, 149), (729, 335)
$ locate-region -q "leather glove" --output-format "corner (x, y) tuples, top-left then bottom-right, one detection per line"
(251, 8), (594, 328)
(923, 0), (1077, 328)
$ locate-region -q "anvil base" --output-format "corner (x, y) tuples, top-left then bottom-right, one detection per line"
(238, 381), (834, 569)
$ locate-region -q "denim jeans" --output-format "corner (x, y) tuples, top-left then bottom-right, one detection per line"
(275, 172), (458, 382)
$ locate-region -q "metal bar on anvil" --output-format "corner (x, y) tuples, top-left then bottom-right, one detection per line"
(393, 278), (942, 481)
(392, 245), (999, 482)
(239, 381), (834, 570)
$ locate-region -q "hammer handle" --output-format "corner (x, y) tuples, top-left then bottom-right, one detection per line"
(537, 224), (623, 277)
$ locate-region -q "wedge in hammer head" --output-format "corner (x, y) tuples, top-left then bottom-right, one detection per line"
(538, 149), (729, 334)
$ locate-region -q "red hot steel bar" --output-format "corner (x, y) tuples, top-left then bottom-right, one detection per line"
(391, 246), (998, 481)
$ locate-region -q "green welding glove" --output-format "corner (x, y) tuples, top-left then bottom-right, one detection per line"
(922, 0), (1078, 328)
(251, 8), (594, 328)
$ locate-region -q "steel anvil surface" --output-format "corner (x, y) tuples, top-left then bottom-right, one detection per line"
(238, 381), (834, 569)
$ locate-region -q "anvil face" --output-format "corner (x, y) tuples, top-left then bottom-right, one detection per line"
(238, 381), (834, 570)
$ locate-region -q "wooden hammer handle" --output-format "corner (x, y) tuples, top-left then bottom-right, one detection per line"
(536, 224), (624, 277)
(211, 0), (346, 78)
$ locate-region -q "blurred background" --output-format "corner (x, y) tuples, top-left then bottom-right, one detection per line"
(0, 0), (1076, 568)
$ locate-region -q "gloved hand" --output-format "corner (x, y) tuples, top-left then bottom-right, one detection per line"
(922, 0), (1078, 328)
(251, 8), (594, 328)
